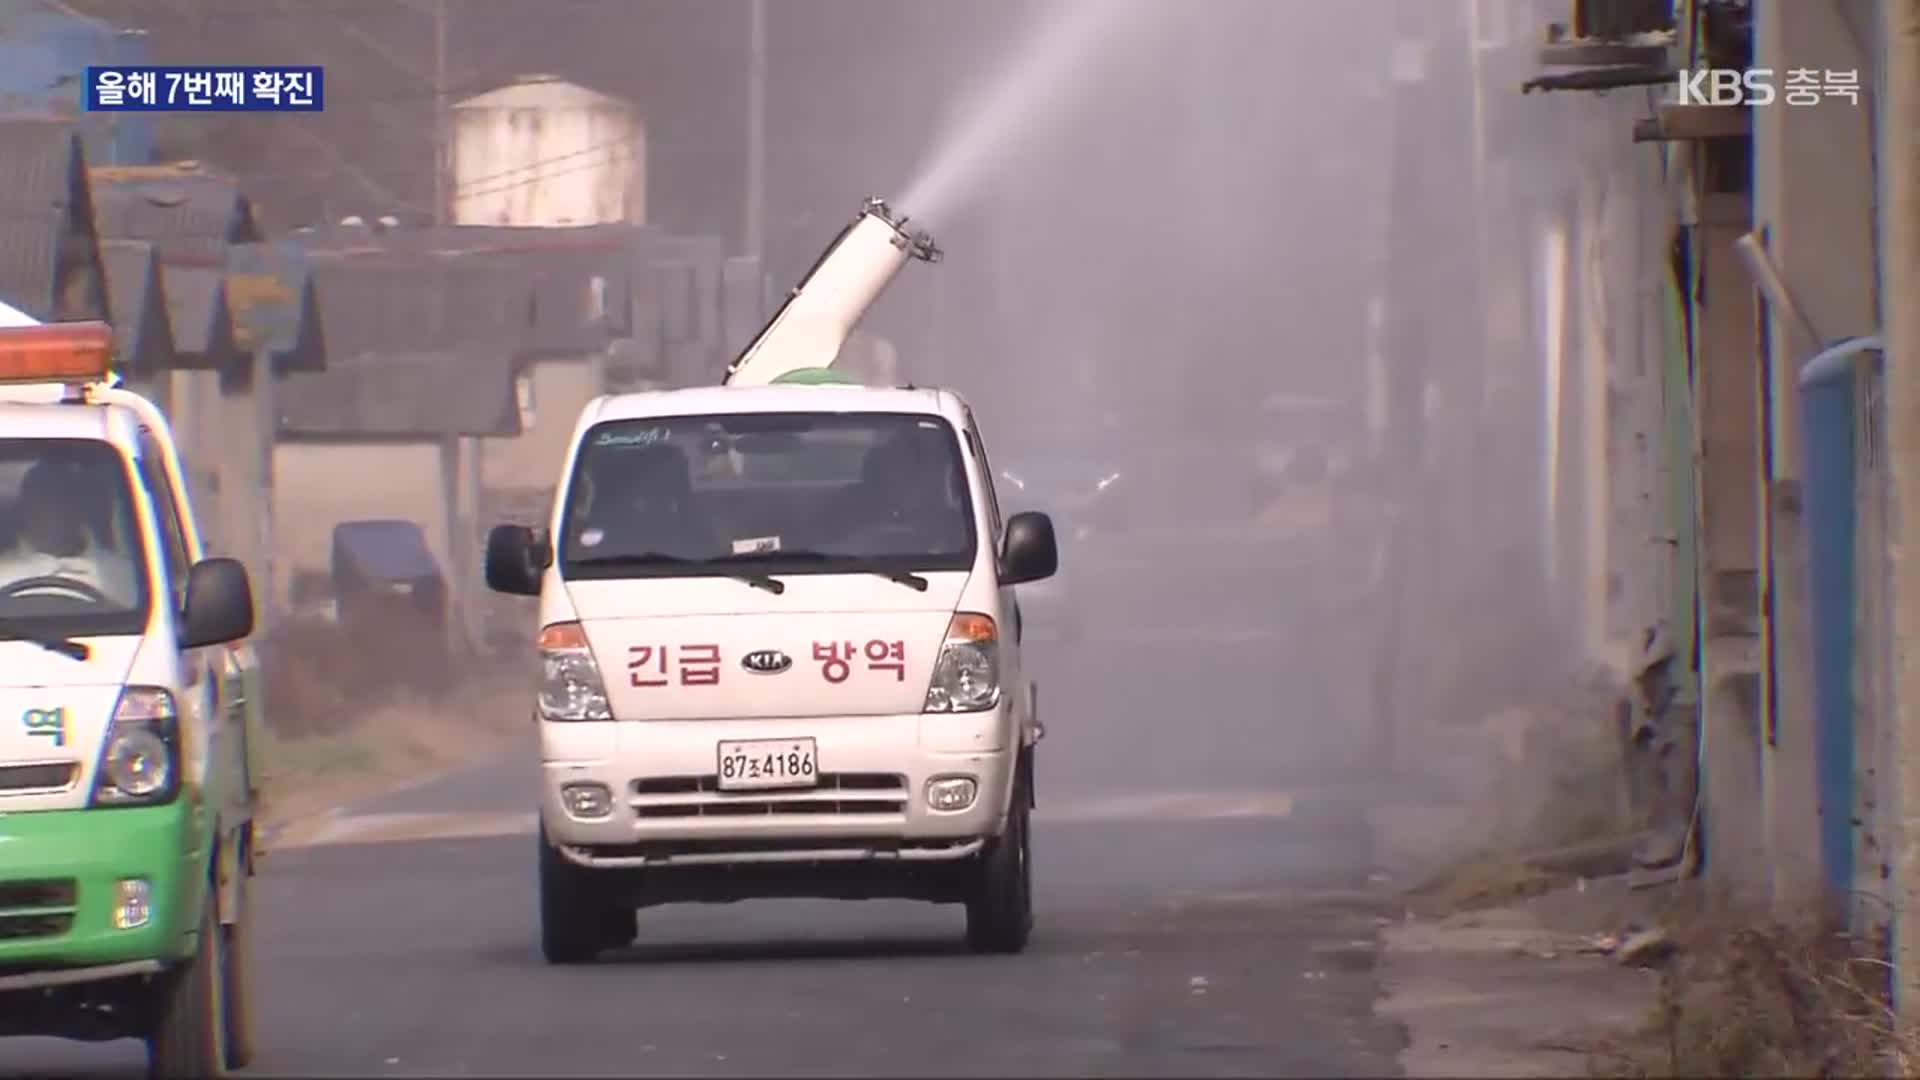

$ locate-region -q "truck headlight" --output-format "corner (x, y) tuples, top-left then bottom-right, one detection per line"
(924, 612), (1000, 713)
(91, 686), (179, 807)
(538, 622), (612, 722)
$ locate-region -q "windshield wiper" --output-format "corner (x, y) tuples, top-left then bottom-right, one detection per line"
(0, 620), (90, 660)
(700, 553), (791, 594)
(713, 550), (930, 592)
(573, 551), (787, 595)
(568, 551), (692, 569)
(725, 571), (785, 595)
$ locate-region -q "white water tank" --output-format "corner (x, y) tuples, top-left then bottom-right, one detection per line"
(451, 75), (646, 227)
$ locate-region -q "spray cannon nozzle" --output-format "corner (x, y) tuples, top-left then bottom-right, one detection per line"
(904, 232), (943, 263)
(861, 196), (942, 263)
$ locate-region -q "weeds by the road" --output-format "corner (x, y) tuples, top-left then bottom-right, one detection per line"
(255, 616), (528, 825)
(256, 686), (524, 825)
(1404, 695), (1642, 916)
(1594, 897), (1915, 1078)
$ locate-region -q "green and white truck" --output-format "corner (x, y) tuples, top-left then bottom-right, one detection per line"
(0, 321), (264, 1078)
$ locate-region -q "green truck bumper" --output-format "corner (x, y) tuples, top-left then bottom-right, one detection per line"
(0, 803), (203, 974)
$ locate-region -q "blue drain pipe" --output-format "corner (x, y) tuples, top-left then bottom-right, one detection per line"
(1797, 334), (1883, 903)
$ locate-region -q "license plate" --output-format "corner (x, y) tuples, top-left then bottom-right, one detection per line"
(716, 738), (818, 791)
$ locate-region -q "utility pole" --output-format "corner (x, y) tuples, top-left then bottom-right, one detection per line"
(433, 0), (449, 227)
(428, 0), (478, 656)
(744, 0), (767, 261)
(1885, 0), (1920, 1028)
(1372, 0), (1435, 774)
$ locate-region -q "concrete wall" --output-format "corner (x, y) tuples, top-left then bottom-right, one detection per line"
(1694, 191), (1770, 902)
(270, 441), (448, 614)
(481, 357), (599, 494)
(1751, 0), (1882, 911)
(163, 369), (226, 551)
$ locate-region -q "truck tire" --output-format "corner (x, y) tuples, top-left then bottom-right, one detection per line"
(538, 827), (628, 964)
(964, 775), (1033, 955)
(146, 895), (226, 1079)
(221, 864), (257, 1069)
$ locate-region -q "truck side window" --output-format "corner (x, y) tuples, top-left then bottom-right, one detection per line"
(135, 435), (190, 608)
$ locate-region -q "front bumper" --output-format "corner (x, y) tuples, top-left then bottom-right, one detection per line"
(540, 704), (1019, 865)
(0, 803), (202, 974)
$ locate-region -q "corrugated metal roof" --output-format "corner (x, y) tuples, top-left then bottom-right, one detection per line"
(91, 163), (260, 264)
(161, 264), (239, 367)
(98, 238), (175, 373)
(277, 350), (521, 439)
(310, 258), (530, 359)
(0, 117), (102, 321)
(293, 223), (646, 258)
(226, 241), (325, 370)
(293, 224), (652, 356)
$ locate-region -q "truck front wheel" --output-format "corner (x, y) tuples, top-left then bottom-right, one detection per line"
(964, 773), (1034, 954)
(146, 895), (227, 1079)
(221, 864), (257, 1069)
(538, 827), (633, 964)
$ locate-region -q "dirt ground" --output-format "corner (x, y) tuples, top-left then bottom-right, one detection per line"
(1379, 877), (1666, 1077)
(1366, 693), (1668, 1077)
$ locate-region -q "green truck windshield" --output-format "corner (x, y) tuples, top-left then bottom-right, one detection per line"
(0, 438), (153, 638)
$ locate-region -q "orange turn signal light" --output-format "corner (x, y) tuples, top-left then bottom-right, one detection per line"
(537, 622), (589, 651)
(946, 612), (997, 643)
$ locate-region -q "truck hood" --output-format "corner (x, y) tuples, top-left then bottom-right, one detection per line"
(566, 572), (970, 721)
(0, 636), (143, 810)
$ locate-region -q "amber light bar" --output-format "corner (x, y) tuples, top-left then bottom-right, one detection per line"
(0, 321), (115, 383)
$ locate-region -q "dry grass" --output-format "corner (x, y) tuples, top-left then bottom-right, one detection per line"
(1406, 857), (1568, 915)
(1590, 895), (1916, 1079)
(1404, 700), (1643, 916)
(254, 615), (529, 823)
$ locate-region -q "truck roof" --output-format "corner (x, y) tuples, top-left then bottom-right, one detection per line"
(585, 383), (962, 425)
(0, 398), (131, 444)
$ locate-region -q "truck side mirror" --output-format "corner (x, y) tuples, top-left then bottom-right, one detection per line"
(180, 557), (255, 649)
(485, 524), (549, 597)
(1000, 511), (1059, 586)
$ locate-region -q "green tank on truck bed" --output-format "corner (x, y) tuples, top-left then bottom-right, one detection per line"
(0, 321), (266, 1079)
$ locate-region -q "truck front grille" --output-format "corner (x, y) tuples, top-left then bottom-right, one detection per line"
(0, 878), (78, 941)
(0, 913), (73, 939)
(630, 772), (909, 820)
(0, 762), (78, 793)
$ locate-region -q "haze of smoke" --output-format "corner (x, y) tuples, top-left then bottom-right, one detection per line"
(897, 0), (1162, 226)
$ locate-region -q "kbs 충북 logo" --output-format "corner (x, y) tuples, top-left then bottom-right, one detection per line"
(1675, 67), (1862, 107)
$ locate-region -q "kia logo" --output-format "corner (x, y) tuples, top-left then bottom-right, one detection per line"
(741, 649), (792, 675)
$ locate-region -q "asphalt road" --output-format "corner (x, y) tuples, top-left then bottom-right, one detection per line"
(4, 561), (1412, 1078)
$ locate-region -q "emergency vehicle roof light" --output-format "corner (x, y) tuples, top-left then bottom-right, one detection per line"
(0, 321), (115, 384)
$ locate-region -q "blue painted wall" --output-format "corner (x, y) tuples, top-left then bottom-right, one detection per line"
(1800, 347), (1866, 902)
(0, 2), (152, 164)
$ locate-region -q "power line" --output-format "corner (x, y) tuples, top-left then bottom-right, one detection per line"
(449, 135), (635, 194)
(450, 146), (638, 206)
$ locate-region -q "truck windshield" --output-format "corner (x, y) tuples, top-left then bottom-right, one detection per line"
(0, 439), (152, 637)
(560, 411), (977, 579)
